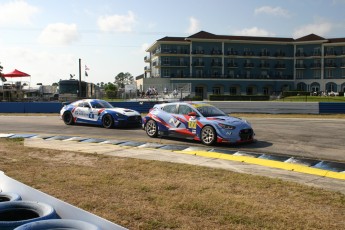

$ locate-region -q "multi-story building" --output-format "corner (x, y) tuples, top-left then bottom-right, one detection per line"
(142, 31), (345, 99)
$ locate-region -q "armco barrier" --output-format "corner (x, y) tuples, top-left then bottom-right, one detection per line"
(319, 102), (345, 114)
(0, 101), (344, 114)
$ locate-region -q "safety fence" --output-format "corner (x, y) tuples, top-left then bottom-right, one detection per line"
(0, 101), (344, 114)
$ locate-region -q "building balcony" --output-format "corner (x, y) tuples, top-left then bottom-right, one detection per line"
(211, 62), (222, 67)
(144, 66), (151, 72)
(192, 62), (205, 67)
(274, 64), (286, 69)
(243, 51), (255, 56)
(324, 63), (337, 68)
(341, 63), (345, 68)
(226, 51), (239, 55)
(210, 50), (223, 55)
(310, 63), (321, 69)
(295, 52), (307, 57)
(144, 56), (151, 62)
(310, 52), (321, 57)
(226, 63), (238, 68)
(259, 63), (270, 68)
(295, 64), (307, 69)
(244, 63), (254, 68)
(274, 52), (286, 57)
(259, 52), (270, 57)
(191, 50), (205, 55)
(325, 51), (337, 56)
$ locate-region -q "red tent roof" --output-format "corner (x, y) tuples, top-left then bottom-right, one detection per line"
(3, 69), (30, 78)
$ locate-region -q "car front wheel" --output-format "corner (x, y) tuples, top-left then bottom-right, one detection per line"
(102, 114), (114, 128)
(200, 126), (217, 145)
(63, 111), (74, 125)
(145, 119), (158, 137)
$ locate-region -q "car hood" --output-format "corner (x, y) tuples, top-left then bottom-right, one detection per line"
(108, 108), (140, 116)
(207, 116), (249, 124)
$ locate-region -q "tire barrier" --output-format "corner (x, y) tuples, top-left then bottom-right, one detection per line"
(0, 201), (57, 230)
(14, 219), (101, 230)
(0, 193), (21, 202)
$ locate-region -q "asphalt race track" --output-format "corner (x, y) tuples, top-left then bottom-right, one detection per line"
(1, 115), (345, 162)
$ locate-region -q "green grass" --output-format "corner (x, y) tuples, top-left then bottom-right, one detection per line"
(277, 95), (345, 102)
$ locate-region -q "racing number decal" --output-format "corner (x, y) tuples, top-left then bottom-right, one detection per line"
(89, 113), (95, 119)
(169, 117), (181, 127)
(188, 118), (197, 129)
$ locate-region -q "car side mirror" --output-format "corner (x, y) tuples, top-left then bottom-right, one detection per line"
(188, 112), (197, 116)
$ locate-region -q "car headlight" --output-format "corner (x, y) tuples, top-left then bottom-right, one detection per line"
(116, 113), (125, 118)
(218, 123), (236, 130)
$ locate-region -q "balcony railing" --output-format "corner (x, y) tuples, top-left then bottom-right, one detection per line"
(144, 66), (151, 71)
(259, 63), (270, 68)
(310, 63), (321, 68)
(226, 51), (239, 55)
(295, 64), (307, 69)
(273, 63), (285, 68)
(211, 62), (222, 67)
(325, 63), (337, 68)
(191, 50), (205, 54)
(244, 63), (255, 68)
(144, 56), (151, 62)
(192, 62), (205, 66)
(226, 63), (238, 68)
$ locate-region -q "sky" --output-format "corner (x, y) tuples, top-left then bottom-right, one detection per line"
(1, 0), (345, 86)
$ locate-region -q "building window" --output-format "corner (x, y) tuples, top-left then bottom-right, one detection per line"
(230, 87), (237, 95)
(162, 45), (169, 53)
(296, 48), (304, 56)
(326, 47), (334, 55)
(212, 87), (221, 95)
(326, 69), (334, 78)
(313, 47), (321, 56)
(162, 57), (169, 65)
(196, 69), (203, 77)
(296, 70), (303, 79)
(228, 70), (234, 78)
(263, 87), (269, 95)
(313, 70), (321, 79)
(163, 69), (170, 77)
(342, 69), (345, 77)
(246, 87), (253, 95)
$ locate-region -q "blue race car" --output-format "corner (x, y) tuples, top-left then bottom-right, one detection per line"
(143, 102), (254, 145)
(60, 99), (142, 128)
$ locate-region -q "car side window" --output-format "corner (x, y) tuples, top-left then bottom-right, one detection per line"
(162, 104), (177, 114)
(178, 105), (193, 115)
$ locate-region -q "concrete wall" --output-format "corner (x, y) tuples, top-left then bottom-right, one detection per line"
(0, 101), (344, 114)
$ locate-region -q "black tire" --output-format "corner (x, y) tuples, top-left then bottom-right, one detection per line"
(14, 219), (101, 230)
(0, 201), (57, 229)
(0, 193), (21, 202)
(63, 111), (74, 125)
(102, 114), (114, 129)
(200, 125), (217, 146)
(145, 119), (158, 138)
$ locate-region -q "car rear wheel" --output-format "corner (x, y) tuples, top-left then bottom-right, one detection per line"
(63, 111), (74, 125)
(201, 126), (217, 145)
(145, 119), (158, 137)
(102, 114), (114, 128)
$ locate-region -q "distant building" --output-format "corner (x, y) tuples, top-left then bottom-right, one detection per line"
(143, 31), (345, 99)
(58, 79), (97, 101)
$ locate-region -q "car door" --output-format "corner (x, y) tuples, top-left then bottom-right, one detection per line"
(176, 104), (200, 136)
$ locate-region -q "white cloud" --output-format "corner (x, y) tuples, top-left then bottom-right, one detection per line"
(98, 11), (136, 32)
(0, 0), (39, 26)
(293, 21), (332, 38)
(254, 6), (290, 17)
(234, 27), (275, 37)
(186, 17), (200, 34)
(38, 23), (80, 45)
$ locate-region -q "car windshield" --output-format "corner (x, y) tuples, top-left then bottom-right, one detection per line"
(90, 100), (113, 109)
(194, 105), (227, 117)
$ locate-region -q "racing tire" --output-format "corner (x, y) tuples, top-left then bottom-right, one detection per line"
(63, 111), (74, 125)
(0, 201), (58, 229)
(102, 114), (114, 129)
(200, 125), (217, 146)
(145, 119), (158, 138)
(0, 193), (21, 202)
(14, 219), (101, 230)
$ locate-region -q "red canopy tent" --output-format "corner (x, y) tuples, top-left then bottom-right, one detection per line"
(3, 69), (30, 78)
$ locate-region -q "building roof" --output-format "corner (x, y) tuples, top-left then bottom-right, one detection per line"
(187, 30), (294, 42)
(157, 36), (186, 42)
(294, 34), (326, 42)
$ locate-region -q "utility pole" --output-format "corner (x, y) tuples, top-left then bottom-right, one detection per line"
(78, 58), (81, 98)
